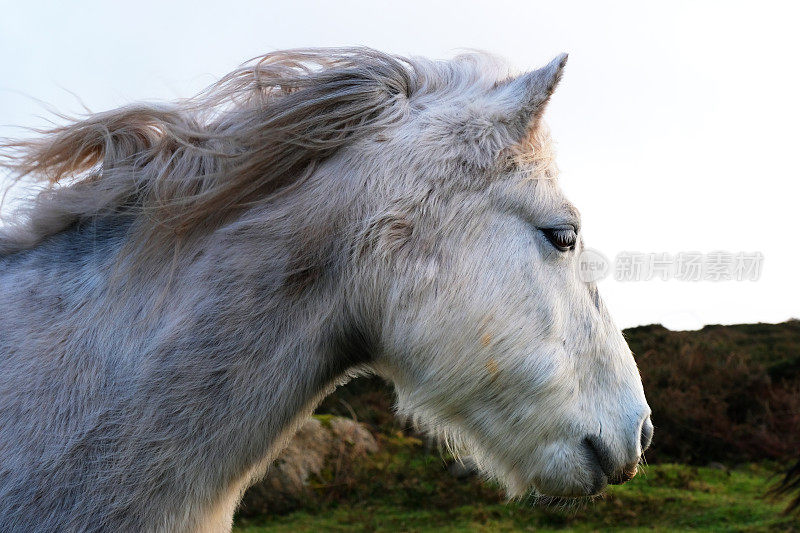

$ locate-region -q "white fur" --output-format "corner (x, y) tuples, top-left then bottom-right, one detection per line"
(0, 49), (650, 531)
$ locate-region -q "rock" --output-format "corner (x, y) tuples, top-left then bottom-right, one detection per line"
(328, 416), (379, 455)
(238, 416), (378, 516)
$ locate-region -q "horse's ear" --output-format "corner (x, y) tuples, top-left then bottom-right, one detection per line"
(493, 53), (568, 142)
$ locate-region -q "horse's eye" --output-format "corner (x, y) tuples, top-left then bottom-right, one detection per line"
(541, 225), (577, 252)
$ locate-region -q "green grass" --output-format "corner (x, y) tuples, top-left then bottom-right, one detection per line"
(234, 463), (798, 532)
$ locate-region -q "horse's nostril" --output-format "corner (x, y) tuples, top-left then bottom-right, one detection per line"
(640, 417), (654, 452)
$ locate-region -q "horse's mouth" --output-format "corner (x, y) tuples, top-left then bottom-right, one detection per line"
(583, 435), (639, 489)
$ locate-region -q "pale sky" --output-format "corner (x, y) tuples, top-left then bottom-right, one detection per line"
(1, 0), (798, 330)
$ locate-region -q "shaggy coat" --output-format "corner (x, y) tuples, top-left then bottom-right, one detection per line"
(0, 48), (651, 532)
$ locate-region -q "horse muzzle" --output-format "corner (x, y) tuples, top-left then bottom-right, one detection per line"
(583, 415), (653, 493)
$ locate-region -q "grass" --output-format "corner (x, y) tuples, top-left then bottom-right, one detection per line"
(234, 463), (799, 532)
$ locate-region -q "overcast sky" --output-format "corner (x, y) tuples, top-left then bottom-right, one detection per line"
(1, 0), (798, 330)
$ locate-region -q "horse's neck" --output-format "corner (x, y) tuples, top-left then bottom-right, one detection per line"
(0, 213), (363, 531)
(136, 217), (373, 530)
(118, 220), (356, 529)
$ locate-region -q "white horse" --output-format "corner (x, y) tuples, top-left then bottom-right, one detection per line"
(0, 48), (652, 532)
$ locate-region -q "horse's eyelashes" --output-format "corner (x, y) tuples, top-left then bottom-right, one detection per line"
(541, 226), (577, 252)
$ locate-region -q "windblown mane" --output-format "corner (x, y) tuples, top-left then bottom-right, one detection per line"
(0, 48), (422, 255)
